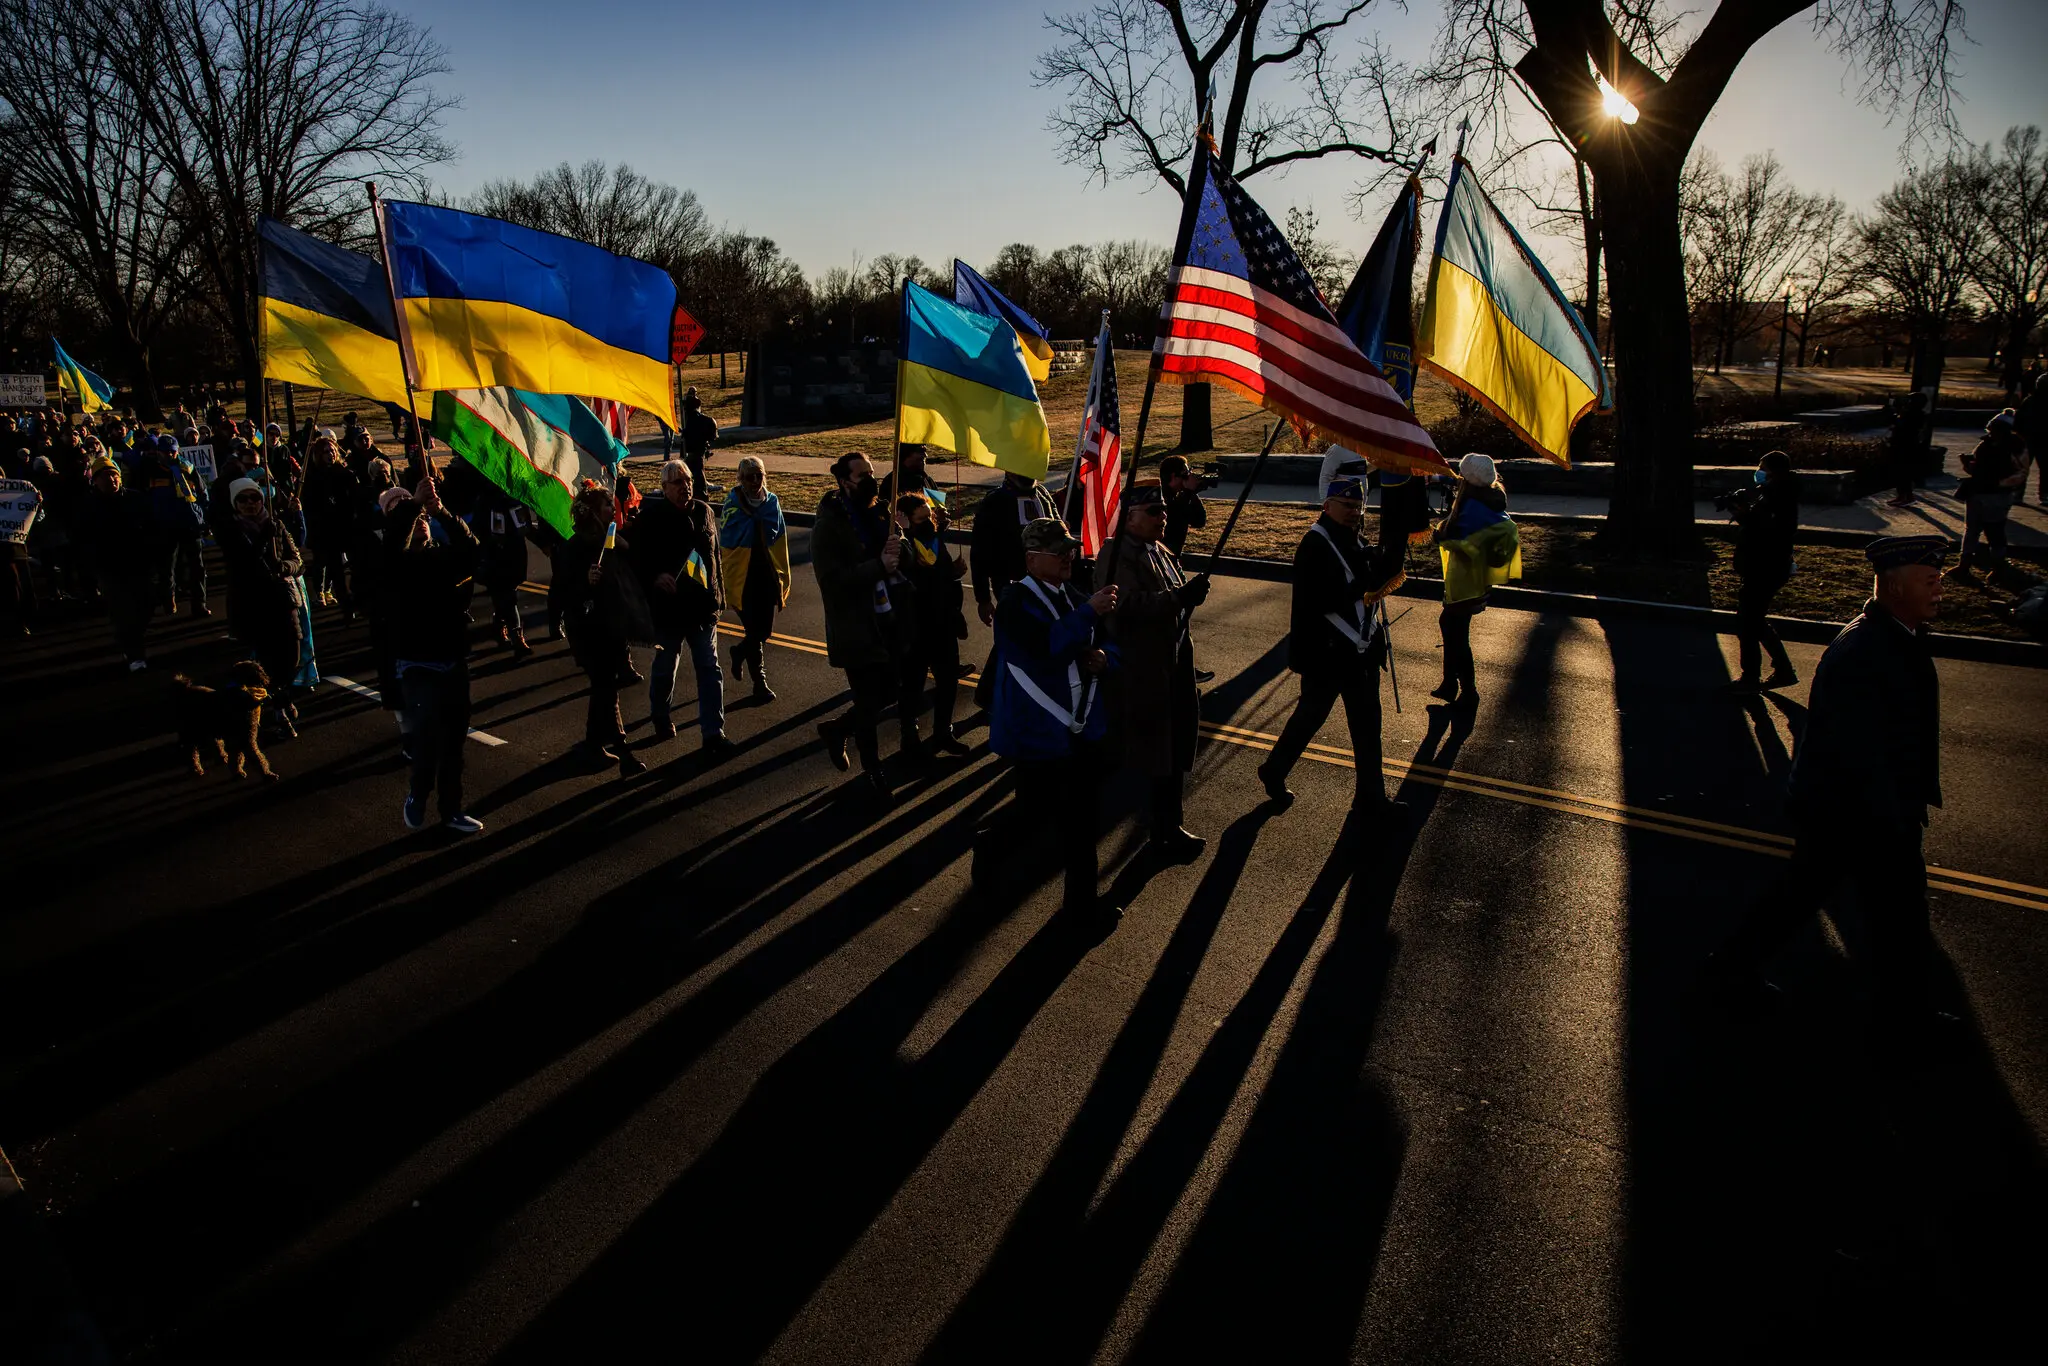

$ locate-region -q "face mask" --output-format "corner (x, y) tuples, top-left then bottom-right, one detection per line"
(852, 476), (878, 506)
(1753, 469), (1767, 485)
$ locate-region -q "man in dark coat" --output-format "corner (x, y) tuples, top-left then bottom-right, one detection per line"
(1258, 472), (1403, 812)
(1105, 484), (1208, 860)
(679, 387), (718, 492)
(2017, 371), (2048, 506)
(1708, 535), (1949, 1040)
(811, 450), (903, 797)
(630, 458), (732, 755)
(390, 477), (484, 834)
(1883, 389), (1930, 508)
(1156, 454), (1210, 558)
(553, 485), (650, 778)
(1724, 449), (1801, 692)
(470, 482), (534, 658)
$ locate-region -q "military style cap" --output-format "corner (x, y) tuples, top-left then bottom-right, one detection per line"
(1865, 534), (1949, 571)
(1325, 475), (1367, 501)
(1124, 481), (1164, 506)
(1021, 517), (1082, 554)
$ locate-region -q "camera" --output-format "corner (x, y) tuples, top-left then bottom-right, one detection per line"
(1194, 464), (1222, 491)
(1713, 486), (1760, 516)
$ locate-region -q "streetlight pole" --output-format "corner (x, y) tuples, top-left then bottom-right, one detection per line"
(1774, 291), (1792, 404)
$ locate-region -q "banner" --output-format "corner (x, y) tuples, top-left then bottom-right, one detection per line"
(0, 375), (44, 406)
(0, 479), (41, 545)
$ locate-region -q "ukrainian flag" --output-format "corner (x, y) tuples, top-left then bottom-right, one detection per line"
(259, 217), (412, 406)
(52, 338), (113, 414)
(898, 281), (1051, 479)
(720, 488), (791, 607)
(379, 200), (679, 426)
(1418, 158), (1611, 466)
(953, 260), (1054, 383)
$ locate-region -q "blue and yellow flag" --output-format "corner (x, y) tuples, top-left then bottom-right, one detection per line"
(953, 260), (1054, 383)
(378, 200), (679, 425)
(681, 548), (712, 590)
(52, 339), (113, 414)
(1419, 159), (1611, 466)
(1437, 490), (1522, 603)
(719, 488), (791, 607)
(259, 217), (412, 406)
(897, 281), (1051, 479)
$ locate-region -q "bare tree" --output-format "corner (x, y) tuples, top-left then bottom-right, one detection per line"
(1426, 0), (1965, 552)
(1683, 151), (1825, 371)
(1970, 126), (2048, 396)
(466, 161), (710, 274)
(106, 0), (456, 416)
(1283, 205), (1353, 304)
(676, 231), (808, 388)
(1039, 0), (1423, 446)
(1857, 155), (1986, 404)
(1091, 238), (1173, 341)
(0, 0), (195, 417)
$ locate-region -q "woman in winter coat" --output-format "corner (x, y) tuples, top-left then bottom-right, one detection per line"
(891, 490), (970, 757)
(390, 476), (484, 834)
(300, 436), (361, 612)
(718, 455), (790, 703)
(552, 484), (649, 777)
(1953, 409), (2028, 577)
(1430, 453), (1520, 707)
(219, 476), (306, 737)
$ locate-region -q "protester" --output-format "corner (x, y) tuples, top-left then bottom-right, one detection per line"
(1952, 409), (2027, 578)
(2017, 371), (2048, 507)
(472, 484), (535, 659)
(1105, 484), (1207, 859)
(989, 517), (1120, 918)
(1156, 454), (1210, 558)
(1258, 471), (1402, 811)
(812, 450), (904, 795)
(1430, 453), (1519, 707)
(971, 467), (1062, 707)
(356, 485), (416, 754)
(76, 459), (156, 670)
(893, 491), (971, 759)
(718, 455), (790, 705)
(1884, 390), (1930, 509)
(1723, 449), (1801, 693)
(390, 476), (485, 834)
(26, 453), (78, 603)
(1, 475), (37, 638)
(876, 441), (935, 508)
(680, 386), (718, 492)
(218, 476), (306, 739)
(1705, 535), (1949, 1049)
(137, 433), (209, 618)
(631, 458), (734, 755)
(300, 436), (360, 613)
(554, 484), (649, 777)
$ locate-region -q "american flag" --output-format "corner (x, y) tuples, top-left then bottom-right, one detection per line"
(1154, 150), (1443, 473)
(1066, 321), (1121, 557)
(591, 398), (633, 442)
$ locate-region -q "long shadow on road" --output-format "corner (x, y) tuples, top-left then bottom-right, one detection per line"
(1605, 618), (2048, 1362)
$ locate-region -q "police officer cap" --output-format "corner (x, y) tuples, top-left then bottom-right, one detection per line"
(1021, 517), (1081, 555)
(1865, 534), (1948, 572)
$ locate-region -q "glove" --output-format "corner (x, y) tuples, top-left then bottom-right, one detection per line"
(1178, 574), (1212, 608)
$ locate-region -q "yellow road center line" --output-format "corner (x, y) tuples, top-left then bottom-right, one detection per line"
(508, 594), (2048, 913)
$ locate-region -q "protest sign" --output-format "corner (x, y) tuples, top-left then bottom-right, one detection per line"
(0, 478), (41, 545)
(183, 443), (217, 485)
(0, 374), (45, 406)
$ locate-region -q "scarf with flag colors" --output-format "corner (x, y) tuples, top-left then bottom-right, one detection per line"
(1419, 158), (1611, 466)
(257, 217), (412, 406)
(1335, 175), (1424, 406)
(377, 199), (680, 425)
(430, 387), (629, 538)
(1062, 316), (1122, 558)
(897, 281), (1052, 479)
(52, 338), (113, 414)
(952, 260), (1054, 383)
(1152, 148), (1443, 475)
(718, 487), (791, 607)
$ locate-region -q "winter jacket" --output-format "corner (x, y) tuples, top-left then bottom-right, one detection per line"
(389, 514), (479, 664)
(629, 494), (724, 633)
(219, 514), (304, 644)
(810, 490), (895, 669)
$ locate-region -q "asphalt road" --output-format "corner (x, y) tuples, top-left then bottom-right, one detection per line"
(2, 530), (2044, 1365)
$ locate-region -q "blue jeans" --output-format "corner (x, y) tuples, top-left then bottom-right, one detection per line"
(650, 620), (724, 737)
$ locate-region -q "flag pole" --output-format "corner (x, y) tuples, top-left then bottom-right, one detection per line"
(1062, 311), (1109, 530)
(364, 181), (430, 482)
(892, 276), (910, 497)
(1201, 419), (1283, 573)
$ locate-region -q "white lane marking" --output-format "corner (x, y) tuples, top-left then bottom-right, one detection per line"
(325, 675), (509, 747)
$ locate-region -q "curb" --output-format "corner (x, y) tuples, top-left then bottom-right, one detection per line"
(777, 510), (2045, 667)
(0, 1145), (112, 1365)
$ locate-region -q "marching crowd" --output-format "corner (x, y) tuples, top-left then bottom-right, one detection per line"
(0, 388), (2005, 1046)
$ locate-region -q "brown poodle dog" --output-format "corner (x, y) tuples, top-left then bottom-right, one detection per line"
(173, 659), (277, 779)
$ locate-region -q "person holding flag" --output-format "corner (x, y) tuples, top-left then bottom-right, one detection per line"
(892, 490), (972, 761)
(631, 458), (734, 757)
(719, 456), (790, 706)
(1430, 454), (1520, 708)
(1258, 470), (1406, 813)
(554, 484), (653, 778)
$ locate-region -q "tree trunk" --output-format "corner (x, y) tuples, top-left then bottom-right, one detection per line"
(2002, 310), (2035, 396)
(118, 328), (164, 423)
(1595, 155), (1698, 553)
(1179, 381), (1212, 451)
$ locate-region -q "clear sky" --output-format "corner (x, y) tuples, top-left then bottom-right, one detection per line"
(405, 0), (2042, 279)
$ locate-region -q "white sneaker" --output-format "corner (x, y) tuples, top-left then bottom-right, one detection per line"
(444, 813), (485, 835)
(128, 659), (148, 672)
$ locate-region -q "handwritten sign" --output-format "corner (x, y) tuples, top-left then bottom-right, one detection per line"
(0, 375), (44, 407)
(183, 442), (217, 485)
(0, 478), (40, 545)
